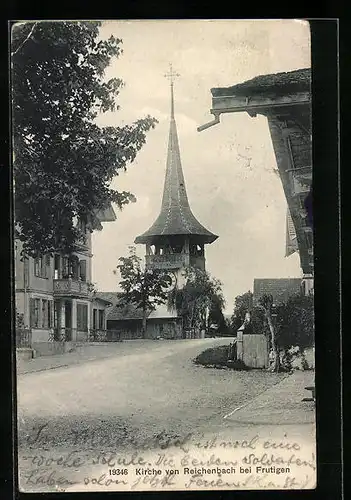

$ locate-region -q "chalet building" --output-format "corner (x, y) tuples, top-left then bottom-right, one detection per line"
(106, 299), (183, 340)
(198, 68), (313, 296)
(15, 206), (116, 355)
(253, 278), (303, 306)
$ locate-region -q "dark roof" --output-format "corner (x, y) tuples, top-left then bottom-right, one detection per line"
(89, 204), (117, 231)
(253, 278), (302, 304)
(211, 68), (311, 98)
(95, 292), (122, 307)
(135, 87), (217, 245)
(107, 300), (152, 321)
(92, 296), (113, 306)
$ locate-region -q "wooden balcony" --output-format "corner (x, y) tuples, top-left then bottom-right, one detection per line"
(146, 253), (189, 270)
(53, 278), (89, 298)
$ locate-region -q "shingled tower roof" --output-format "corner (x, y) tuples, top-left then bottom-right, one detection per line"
(135, 68), (218, 245)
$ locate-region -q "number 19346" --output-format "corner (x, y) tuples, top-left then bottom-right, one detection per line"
(109, 469), (128, 476)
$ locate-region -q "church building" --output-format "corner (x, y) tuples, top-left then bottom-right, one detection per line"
(133, 66), (218, 339)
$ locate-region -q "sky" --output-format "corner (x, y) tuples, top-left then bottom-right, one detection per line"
(91, 19), (311, 313)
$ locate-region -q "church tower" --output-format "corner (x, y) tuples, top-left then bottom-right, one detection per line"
(135, 65), (218, 291)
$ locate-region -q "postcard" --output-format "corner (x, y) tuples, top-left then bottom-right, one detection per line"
(13, 19), (315, 492)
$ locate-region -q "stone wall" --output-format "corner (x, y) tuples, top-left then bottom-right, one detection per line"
(32, 341), (76, 357)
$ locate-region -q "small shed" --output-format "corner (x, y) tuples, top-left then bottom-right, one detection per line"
(107, 301), (145, 339)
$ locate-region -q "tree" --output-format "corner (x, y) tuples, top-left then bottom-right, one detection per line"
(208, 295), (227, 332)
(168, 267), (225, 335)
(12, 21), (157, 257)
(231, 291), (253, 332)
(115, 247), (171, 338)
(258, 294), (280, 372)
(275, 293), (314, 353)
(256, 293), (314, 372)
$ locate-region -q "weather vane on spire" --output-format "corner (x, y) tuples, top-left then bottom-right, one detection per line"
(164, 63), (180, 86)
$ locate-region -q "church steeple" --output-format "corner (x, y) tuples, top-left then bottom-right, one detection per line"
(135, 65), (218, 247)
(167, 63), (178, 119)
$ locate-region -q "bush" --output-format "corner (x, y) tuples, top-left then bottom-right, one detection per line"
(226, 359), (250, 370)
(276, 294), (314, 351)
(193, 345), (229, 366)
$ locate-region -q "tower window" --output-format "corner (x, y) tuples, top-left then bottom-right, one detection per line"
(171, 244), (183, 254)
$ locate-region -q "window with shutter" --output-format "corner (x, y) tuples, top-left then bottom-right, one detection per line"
(63, 257), (69, 278)
(30, 298), (35, 327)
(77, 304), (88, 331)
(24, 258), (29, 287)
(99, 310), (104, 329)
(34, 256), (49, 278)
(42, 300), (47, 328)
(48, 301), (52, 328)
(31, 298), (40, 328)
(71, 256), (79, 279)
(83, 305), (87, 331)
(54, 302), (58, 328)
(34, 258), (40, 277)
(45, 255), (51, 278)
(80, 260), (87, 282)
(69, 258), (74, 277)
(54, 255), (60, 279)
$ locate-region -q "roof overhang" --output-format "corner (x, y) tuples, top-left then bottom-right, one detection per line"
(95, 204), (117, 222)
(197, 69), (313, 276)
(134, 232), (218, 245)
(211, 91), (310, 115)
(198, 92), (310, 131)
(92, 296), (113, 306)
(198, 68), (311, 131)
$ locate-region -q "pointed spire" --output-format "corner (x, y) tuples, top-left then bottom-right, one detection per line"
(171, 81), (175, 118)
(135, 67), (218, 245)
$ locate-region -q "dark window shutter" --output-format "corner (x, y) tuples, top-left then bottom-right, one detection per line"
(77, 304), (88, 331)
(80, 260), (87, 282)
(63, 257), (69, 278)
(41, 300), (46, 328)
(77, 304), (82, 330)
(83, 305), (88, 331)
(48, 301), (52, 328)
(30, 298), (35, 327)
(45, 255), (50, 278)
(34, 258), (39, 276)
(99, 310), (104, 329)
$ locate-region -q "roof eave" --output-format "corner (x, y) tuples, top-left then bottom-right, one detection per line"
(210, 69), (311, 98)
(93, 297), (113, 306)
(210, 91), (310, 117)
(135, 232), (218, 245)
